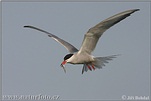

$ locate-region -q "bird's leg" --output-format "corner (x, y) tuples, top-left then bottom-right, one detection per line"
(91, 64), (95, 70)
(87, 65), (92, 71)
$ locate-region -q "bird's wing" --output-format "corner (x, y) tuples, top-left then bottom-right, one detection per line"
(78, 9), (139, 54)
(24, 25), (78, 53)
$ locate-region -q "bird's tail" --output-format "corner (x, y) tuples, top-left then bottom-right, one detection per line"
(82, 55), (119, 74)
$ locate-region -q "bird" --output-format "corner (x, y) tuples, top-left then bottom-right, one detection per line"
(24, 9), (139, 74)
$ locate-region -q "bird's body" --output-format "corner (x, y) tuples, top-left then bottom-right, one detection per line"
(24, 9), (139, 74)
(67, 52), (94, 64)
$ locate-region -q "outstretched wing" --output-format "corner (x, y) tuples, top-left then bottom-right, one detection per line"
(24, 25), (78, 53)
(78, 9), (139, 54)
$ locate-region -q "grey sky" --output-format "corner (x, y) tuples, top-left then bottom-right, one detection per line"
(2, 1), (150, 100)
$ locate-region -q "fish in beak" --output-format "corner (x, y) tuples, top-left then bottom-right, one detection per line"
(60, 60), (67, 73)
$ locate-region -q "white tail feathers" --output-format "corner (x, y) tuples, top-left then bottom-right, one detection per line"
(82, 55), (120, 74)
(93, 55), (119, 68)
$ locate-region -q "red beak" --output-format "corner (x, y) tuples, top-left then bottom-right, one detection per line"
(61, 60), (67, 65)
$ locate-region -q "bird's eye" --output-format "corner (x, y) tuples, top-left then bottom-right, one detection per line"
(64, 54), (73, 60)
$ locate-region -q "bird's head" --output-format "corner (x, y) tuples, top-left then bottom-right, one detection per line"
(60, 54), (73, 73)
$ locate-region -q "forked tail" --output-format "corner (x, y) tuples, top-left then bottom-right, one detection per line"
(82, 55), (119, 74)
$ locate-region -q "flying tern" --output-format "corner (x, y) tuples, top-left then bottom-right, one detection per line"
(24, 9), (139, 74)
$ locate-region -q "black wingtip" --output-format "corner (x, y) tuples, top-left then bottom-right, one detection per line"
(133, 9), (140, 12)
(135, 9), (140, 11)
(24, 25), (31, 28)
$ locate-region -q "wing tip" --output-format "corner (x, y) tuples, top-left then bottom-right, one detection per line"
(24, 25), (33, 28)
(24, 25), (28, 27)
(131, 9), (140, 13)
(134, 9), (140, 11)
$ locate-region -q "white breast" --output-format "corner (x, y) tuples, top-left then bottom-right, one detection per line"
(67, 52), (94, 64)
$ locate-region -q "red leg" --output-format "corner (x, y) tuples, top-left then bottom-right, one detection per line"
(91, 64), (95, 70)
(87, 65), (92, 71)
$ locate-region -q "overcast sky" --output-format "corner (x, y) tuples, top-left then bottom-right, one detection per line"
(2, 1), (150, 100)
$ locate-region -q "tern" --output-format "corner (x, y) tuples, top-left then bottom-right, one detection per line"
(24, 9), (139, 74)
